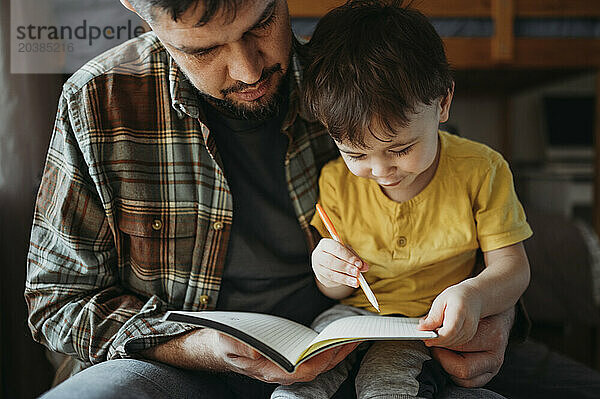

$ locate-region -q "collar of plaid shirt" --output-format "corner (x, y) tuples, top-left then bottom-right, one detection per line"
(26, 31), (337, 364)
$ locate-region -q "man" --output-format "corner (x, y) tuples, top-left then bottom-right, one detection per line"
(25, 1), (599, 398)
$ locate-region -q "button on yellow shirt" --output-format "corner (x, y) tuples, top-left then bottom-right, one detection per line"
(311, 131), (533, 316)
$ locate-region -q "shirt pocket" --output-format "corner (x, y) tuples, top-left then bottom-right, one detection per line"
(117, 210), (198, 295)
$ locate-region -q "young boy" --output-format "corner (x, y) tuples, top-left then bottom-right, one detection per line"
(272, 1), (532, 398)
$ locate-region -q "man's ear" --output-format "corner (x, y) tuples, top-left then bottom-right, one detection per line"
(439, 81), (455, 123)
(120, 0), (136, 13)
(120, 0), (152, 31)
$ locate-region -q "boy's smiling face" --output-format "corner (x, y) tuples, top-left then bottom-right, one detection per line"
(336, 91), (453, 201)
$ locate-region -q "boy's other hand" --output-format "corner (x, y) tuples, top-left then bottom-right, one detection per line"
(418, 282), (482, 348)
(312, 238), (368, 288)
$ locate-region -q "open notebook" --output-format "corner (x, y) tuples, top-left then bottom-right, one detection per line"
(163, 311), (437, 373)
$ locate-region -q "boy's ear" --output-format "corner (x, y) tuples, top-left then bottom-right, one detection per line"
(439, 81), (455, 123)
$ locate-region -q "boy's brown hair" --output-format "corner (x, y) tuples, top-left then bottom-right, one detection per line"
(303, 0), (453, 147)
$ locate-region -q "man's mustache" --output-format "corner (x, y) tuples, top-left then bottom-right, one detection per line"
(221, 64), (283, 96)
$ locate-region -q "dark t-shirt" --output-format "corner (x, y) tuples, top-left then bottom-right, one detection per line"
(203, 101), (333, 326)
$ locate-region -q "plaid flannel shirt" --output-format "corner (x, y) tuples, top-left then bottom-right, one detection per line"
(25, 32), (337, 366)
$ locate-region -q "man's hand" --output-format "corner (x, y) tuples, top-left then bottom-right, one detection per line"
(428, 307), (514, 388)
(142, 327), (359, 385)
(216, 332), (359, 385)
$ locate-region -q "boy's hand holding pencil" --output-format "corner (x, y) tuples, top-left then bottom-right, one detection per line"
(313, 204), (380, 311)
(312, 238), (369, 289)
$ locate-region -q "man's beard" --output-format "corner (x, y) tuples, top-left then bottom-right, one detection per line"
(198, 63), (289, 121)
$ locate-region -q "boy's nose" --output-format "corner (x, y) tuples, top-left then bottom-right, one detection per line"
(371, 163), (395, 178)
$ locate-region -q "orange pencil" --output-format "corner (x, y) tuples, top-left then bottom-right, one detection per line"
(315, 204), (380, 312)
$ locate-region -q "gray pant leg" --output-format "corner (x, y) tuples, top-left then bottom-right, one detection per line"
(355, 341), (434, 399)
(272, 350), (361, 399)
(272, 305), (373, 399)
(439, 387), (507, 399)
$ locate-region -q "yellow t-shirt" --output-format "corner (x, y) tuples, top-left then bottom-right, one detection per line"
(311, 131), (533, 316)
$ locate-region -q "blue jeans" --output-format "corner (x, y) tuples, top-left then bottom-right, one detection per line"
(40, 359), (275, 399)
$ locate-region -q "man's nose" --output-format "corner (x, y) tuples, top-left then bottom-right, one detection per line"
(227, 38), (264, 85)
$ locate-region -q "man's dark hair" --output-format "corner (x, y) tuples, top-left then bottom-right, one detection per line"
(130, 0), (242, 25)
(303, 0), (453, 147)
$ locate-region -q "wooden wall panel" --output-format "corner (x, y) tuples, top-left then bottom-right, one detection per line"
(513, 39), (600, 68)
(287, 0), (496, 17)
(288, 0), (600, 18)
(491, 0), (515, 63)
(288, 0), (343, 17)
(516, 0), (600, 17)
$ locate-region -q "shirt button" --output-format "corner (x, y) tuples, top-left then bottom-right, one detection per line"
(151, 219), (163, 231)
(213, 221), (224, 231)
(199, 295), (210, 305)
(398, 236), (407, 247)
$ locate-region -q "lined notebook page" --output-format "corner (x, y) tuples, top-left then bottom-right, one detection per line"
(177, 311), (318, 362)
(311, 316), (437, 345)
